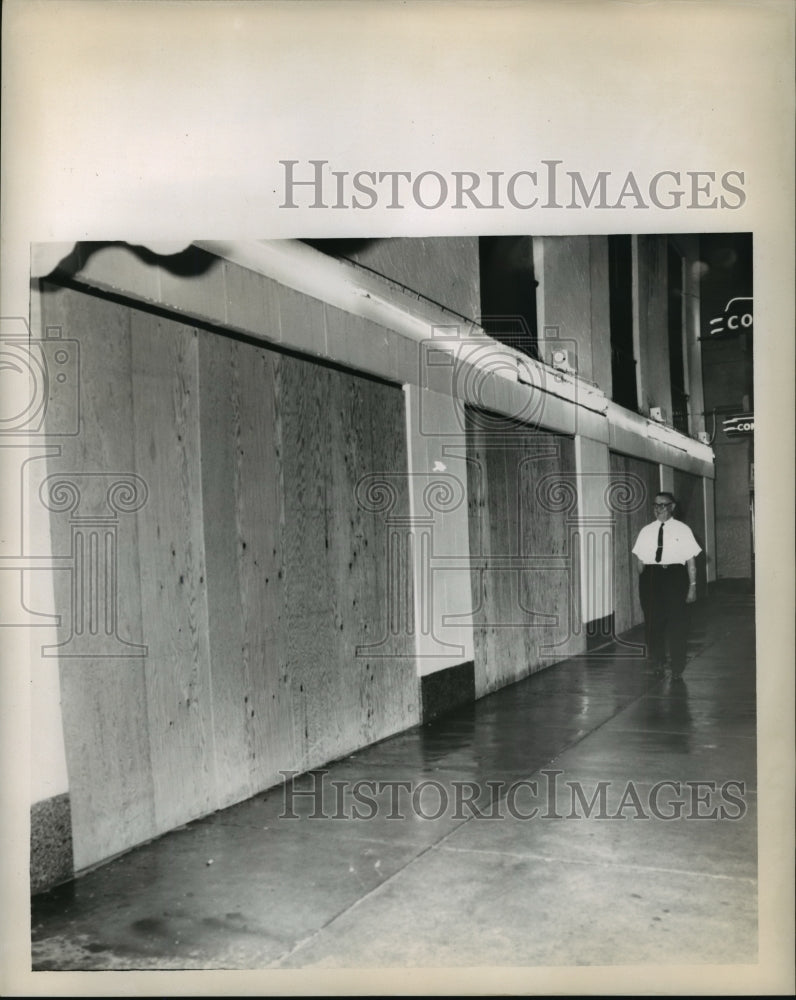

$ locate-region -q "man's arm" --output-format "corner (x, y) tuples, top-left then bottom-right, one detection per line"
(686, 556), (697, 603)
(635, 555), (646, 575)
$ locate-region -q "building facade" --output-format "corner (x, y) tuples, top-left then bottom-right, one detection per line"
(697, 233), (754, 581)
(24, 234), (717, 890)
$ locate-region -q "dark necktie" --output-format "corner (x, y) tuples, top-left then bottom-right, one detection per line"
(655, 523), (664, 563)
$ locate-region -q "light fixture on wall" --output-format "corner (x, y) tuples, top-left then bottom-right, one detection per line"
(550, 347), (575, 374)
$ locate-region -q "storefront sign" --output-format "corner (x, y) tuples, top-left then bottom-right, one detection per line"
(722, 413), (754, 436)
(707, 296), (753, 339)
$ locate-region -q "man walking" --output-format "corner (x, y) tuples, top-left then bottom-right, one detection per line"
(632, 491), (701, 676)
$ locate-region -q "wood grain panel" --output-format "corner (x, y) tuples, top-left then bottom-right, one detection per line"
(466, 428), (489, 692)
(278, 353), (417, 770)
(518, 438), (579, 663)
(234, 343), (294, 791)
(38, 283), (156, 870)
(197, 333), (251, 807)
(466, 410), (579, 696)
(131, 312), (215, 834)
(344, 369), (417, 745)
(40, 280), (420, 872)
(280, 357), (339, 771)
(199, 331), (415, 799)
(327, 367), (372, 746)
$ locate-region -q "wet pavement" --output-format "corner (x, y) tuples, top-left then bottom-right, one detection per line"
(31, 591), (757, 971)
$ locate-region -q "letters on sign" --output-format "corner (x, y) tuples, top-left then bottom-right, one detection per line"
(708, 297), (753, 339)
(722, 413), (754, 436)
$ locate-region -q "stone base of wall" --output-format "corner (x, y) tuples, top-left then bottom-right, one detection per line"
(31, 793), (73, 895)
(420, 661), (475, 723)
(586, 613), (617, 651)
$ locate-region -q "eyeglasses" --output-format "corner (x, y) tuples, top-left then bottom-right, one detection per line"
(653, 502), (673, 509)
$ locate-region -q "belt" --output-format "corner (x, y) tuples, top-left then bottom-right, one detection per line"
(648, 563), (685, 569)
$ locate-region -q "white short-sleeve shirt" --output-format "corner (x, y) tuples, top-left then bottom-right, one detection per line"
(632, 518), (701, 565)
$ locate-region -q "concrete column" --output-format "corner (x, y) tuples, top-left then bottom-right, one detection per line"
(635, 236), (671, 419)
(404, 383), (475, 677)
(659, 464), (674, 494)
(574, 436), (614, 626)
(703, 477), (717, 583)
(684, 244), (707, 439)
(533, 236), (596, 384)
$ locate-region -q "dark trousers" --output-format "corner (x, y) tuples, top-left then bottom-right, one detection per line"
(639, 564), (690, 672)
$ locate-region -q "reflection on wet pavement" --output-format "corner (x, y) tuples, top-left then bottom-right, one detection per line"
(32, 592), (757, 970)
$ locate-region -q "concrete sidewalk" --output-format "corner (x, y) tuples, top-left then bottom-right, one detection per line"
(31, 591), (757, 971)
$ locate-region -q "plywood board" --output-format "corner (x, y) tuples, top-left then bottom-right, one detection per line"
(130, 311), (216, 835)
(466, 410), (579, 697)
(234, 344), (295, 792)
(38, 280), (421, 872)
(279, 356), (417, 771)
(197, 333), (255, 807)
(38, 283), (156, 869)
